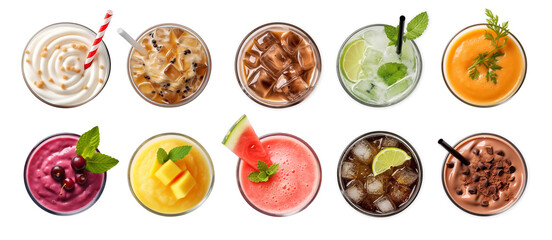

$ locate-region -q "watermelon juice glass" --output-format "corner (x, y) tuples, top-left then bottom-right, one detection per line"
(237, 133), (321, 217)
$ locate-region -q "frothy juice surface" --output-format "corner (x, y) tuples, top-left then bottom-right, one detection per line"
(445, 27), (524, 106)
(25, 134), (105, 214)
(22, 23), (110, 107)
(130, 134), (212, 215)
(238, 134), (320, 216)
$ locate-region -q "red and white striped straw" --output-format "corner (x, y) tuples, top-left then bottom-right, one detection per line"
(84, 10), (113, 70)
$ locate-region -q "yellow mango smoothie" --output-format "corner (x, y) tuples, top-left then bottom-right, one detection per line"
(443, 24), (526, 107)
(129, 133), (214, 216)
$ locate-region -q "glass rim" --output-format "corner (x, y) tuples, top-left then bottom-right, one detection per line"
(126, 23), (212, 108)
(441, 23), (528, 108)
(236, 132), (322, 217)
(24, 133), (107, 216)
(441, 132), (528, 216)
(336, 24), (423, 108)
(21, 22), (112, 108)
(234, 22), (322, 108)
(128, 132), (215, 216)
(337, 131), (423, 217)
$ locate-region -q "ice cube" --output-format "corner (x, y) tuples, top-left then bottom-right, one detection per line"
(385, 77), (412, 100)
(389, 184), (412, 205)
(345, 181), (366, 203)
(365, 175), (385, 195)
(261, 44), (292, 75)
(352, 80), (383, 103)
(244, 50), (260, 68)
(178, 35), (201, 49)
(282, 63), (303, 79)
(281, 31), (304, 55)
(273, 74), (290, 93)
(171, 28), (185, 38)
(164, 64), (181, 81)
(382, 137), (399, 147)
(255, 31), (277, 51)
(350, 140), (376, 164)
(341, 161), (357, 180)
(281, 76), (309, 100)
(363, 47), (383, 66)
(382, 45), (401, 63)
(247, 68), (275, 98)
(130, 58), (145, 75)
(374, 195), (396, 213)
(137, 82), (156, 99)
(362, 29), (388, 49)
(392, 167), (418, 186)
(297, 45), (315, 70)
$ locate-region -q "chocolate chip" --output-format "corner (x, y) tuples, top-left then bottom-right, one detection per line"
(477, 162), (487, 171)
(486, 157), (494, 163)
(473, 149), (480, 155)
(496, 162), (504, 169)
(509, 166), (516, 173)
(486, 146), (494, 155)
(493, 195), (499, 201)
(481, 201), (489, 207)
(509, 176), (515, 182)
(472, 173), (480, 182)
(498, 169), (504, 176)
(489, 185), (497, 194)
(481, 179), (490, 188)
(455, 188), (463, 195)
(447, 161), (455, 168)
(462, 168), (470, 175)
(468, 186), (478, 195)
(497, 150), (505, 156)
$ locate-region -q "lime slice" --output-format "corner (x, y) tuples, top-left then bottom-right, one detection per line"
(340, 39), (366, 83)
(372, 147), (411, 176)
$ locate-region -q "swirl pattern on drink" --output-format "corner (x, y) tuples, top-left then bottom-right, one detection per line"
(23, 23), (110, 107)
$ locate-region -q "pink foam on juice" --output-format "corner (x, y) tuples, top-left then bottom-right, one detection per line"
(238, 134), (321, 216)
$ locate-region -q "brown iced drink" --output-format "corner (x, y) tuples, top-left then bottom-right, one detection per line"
(128, 24), (210, 106)
(236, 23), (321, 107)
(338, 132), (422, 216)
(443, 134), (527, 215)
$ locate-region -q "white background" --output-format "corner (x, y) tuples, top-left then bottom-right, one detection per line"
(1, 0), (547, 239)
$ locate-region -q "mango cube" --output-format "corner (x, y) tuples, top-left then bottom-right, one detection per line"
(171, 171), (196, 199)
(155, 161), (182, 186)
(149, 161), (162, 178)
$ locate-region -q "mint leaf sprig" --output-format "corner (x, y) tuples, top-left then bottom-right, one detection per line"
(385, 12), (429, 47)
(248, 161), (279, 183)
(467, 9), (509, 84)
(157, 146), (192, 164)
(76, 126), (119, 174)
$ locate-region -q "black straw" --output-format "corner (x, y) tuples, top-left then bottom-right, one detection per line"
(396, 15), (406, 55)
(438, 139), (471, 166)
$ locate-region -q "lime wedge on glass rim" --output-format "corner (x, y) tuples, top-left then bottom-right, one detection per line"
(340, 39), (367, 83)
(372, 147), (411, 176)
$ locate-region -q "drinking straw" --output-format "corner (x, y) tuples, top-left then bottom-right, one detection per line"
(438, 139), (471, 166)
(84, 10), (113, 70)
(396, 15), (405, 55)
(117, 28), (147, 56)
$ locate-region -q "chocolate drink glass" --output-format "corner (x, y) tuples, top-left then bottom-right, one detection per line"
(338, 131), (422, 217)
(442, 133), (527, 215)
(235, 22), (321, 108)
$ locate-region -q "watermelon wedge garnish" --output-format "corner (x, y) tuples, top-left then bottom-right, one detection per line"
(222, 115), (272, 170)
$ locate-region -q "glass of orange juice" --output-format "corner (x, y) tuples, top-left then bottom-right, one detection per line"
(442, 23), (527, 107)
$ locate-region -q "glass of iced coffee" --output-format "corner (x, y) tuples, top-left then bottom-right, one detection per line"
(127, 24), (211, 107)
(235, 22), (321, 108)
